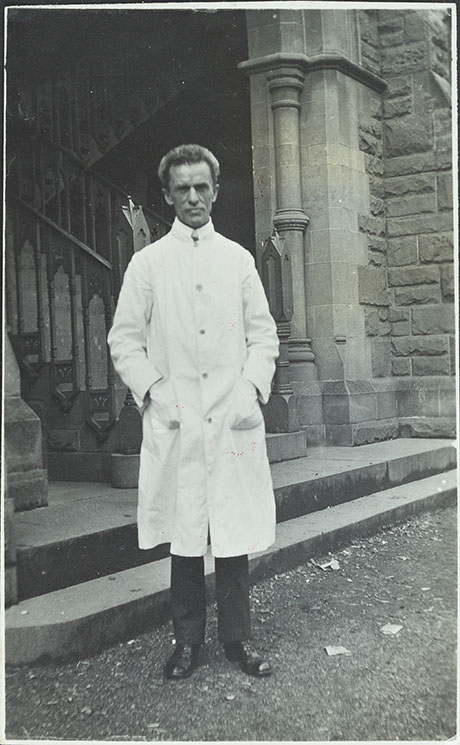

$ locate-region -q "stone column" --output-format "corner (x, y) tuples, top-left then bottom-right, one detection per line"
(267, 67), (316, 381)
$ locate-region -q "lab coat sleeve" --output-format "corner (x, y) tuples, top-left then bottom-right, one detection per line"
(107, 251), (163, 408)
(241, 254), (279, 404)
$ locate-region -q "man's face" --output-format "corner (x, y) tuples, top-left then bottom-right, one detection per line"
(163, 161), (219, 228)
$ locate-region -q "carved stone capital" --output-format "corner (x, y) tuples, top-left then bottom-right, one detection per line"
(273, 208), (310, 234)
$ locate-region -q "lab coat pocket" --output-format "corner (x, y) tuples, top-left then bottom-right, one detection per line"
(228, 377), (263, 430)
(148, 378), (181, 431)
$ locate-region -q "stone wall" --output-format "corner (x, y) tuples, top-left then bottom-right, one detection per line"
(358, 8), (455, 438)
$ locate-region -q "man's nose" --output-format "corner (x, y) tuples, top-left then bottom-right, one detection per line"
(187, 186), (199, 203)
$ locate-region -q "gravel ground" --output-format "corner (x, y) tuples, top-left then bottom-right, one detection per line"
(5, 504), (457, 742)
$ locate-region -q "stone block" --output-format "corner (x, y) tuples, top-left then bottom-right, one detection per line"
(392, 335), (448, 357)
(352, 420), (399, 446)
(5, 566), (18, 608)
(441, 266), (454, 301)
(439, 389), (456, 418)
(394, 287), (441, 305)
(437, 172), (453, 211)
(370, 196), (384, 217)
(358, 267), (389, 306)
(8, 468), (48, 511)
(388, 213), (453, 238)
(385, 152), (436, 178)
(387, 237), (417, 266)
(412, 356), (450, 375)
(383, 97), (413, 118)
(391, 320), (411, 336)
(412, 305), (455, 335)
(391, 335), (448, 357)
(449, 335), (456, 376)
(384, 114), (433, 158)
(384, 173), (435, 198)
(386, 194), (437, 217)
(365, 309), (381, 336)
(434, 136), (452, 168)
(349, 393), (378, 424)
(364, 154), (384, 177)
(388, 308), (410, 322)
(4, 398), (44, 473)
(433, 108), (452, 137)
(381, 42), (428, 75)
(388, 266), (439, 287)
(392, 358), (411, 375)
(386, 76), (412, 98)
(111, 453), (140, 489)
(372, 337), (392, 377)
(419, 233), (453, 263)
(377, 390), (398, 419)
(397, 388), (440, 417)
(48, 428), (81, 452)
(4, 497), (16, 564)
(358, 214), (385, 238)
(399, 416), (456, 439)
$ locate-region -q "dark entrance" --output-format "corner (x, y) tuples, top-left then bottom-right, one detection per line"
(6, 8), (255, 482)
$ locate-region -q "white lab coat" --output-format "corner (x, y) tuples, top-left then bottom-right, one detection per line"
(108, 218), (279, 557)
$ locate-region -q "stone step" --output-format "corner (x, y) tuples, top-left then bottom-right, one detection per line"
(6, 468), (457, 665)
(13, 439), (456, 601)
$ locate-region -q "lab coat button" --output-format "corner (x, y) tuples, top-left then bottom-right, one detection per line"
(196, 284), (203, 291)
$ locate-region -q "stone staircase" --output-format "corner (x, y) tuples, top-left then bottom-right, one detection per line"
(5, 438), (456, 665)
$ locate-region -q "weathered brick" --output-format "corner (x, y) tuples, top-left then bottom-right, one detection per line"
(386, 193), (437, 217)
(392, 357), (411, 375)
(388, 308), (410, 322)
(391, 335), (448, 356)
(412, 305), (455, 334)
(412, 356), (450, 375)
(419, 233), (453, 263)
(383, 97), (413, 118)
(385, 152), (436, 177)
(381, 42), (428, 75)
(394, 286), (441, 305)
(391, 320), (411, 336)
(437, 172), (453, 211)
(441, 265), (454, 300)
(384, 114), (433, 157)
(358, 267), (389, 306)
(388, 213), (453, 238)
(387, 237), (418, 266)
(387, 266), (439, 287)
(384, 173), (435, 197)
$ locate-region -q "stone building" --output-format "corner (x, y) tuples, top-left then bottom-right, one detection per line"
(4, 6), (455, 606)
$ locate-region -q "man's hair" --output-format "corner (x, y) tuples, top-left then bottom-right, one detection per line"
(158, 144), (220, 189)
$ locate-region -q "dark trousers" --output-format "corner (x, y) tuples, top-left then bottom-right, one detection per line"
(170, 554), (251, 645)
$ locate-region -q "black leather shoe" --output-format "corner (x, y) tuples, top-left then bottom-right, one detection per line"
(164, 643), (201, 680)
(224, 641), (272, 677)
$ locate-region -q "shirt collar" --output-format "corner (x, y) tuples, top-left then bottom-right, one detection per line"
(171, 217), (215, 243)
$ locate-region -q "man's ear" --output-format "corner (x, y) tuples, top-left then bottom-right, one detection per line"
(162, 188), (173, 206)
(212, 184), (220, 203)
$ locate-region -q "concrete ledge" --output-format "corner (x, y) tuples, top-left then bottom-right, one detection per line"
(14, 439), (457, 600)
(6, 469), (456, 665)
(266, 431), (307, 462)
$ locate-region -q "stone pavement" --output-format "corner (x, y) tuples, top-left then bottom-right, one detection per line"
(4, 503), (457, 742)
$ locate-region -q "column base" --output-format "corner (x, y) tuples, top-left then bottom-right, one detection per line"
(263, 393), (299, 433)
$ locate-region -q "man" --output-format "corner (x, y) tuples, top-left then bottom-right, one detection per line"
(108, 144), (279, 680)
